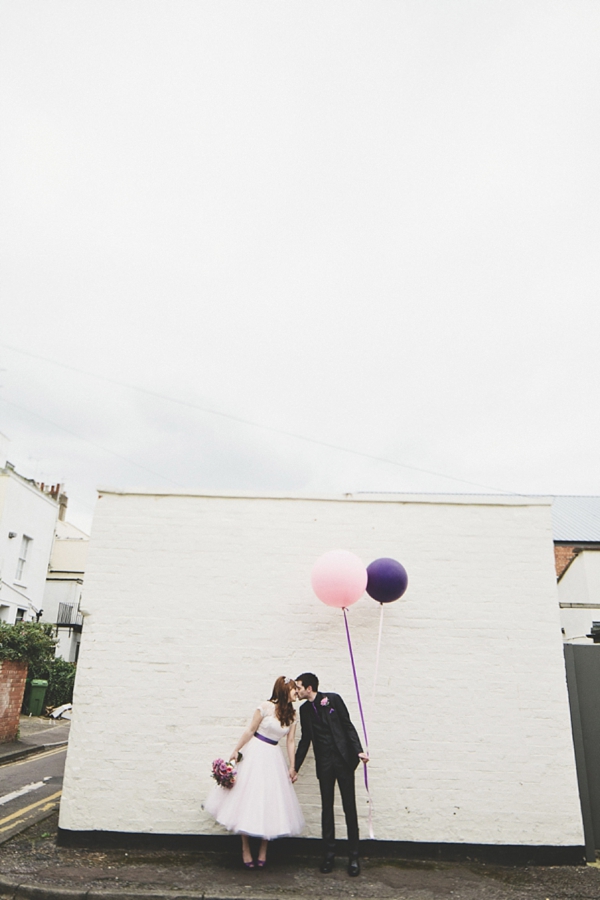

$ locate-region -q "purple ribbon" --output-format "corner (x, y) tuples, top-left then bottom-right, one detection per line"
(342, 608), (369, 747)
(343, 607), (374, 839)
(254, 732), (278, 746)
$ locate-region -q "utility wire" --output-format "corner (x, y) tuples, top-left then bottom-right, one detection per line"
(0, 396), (185, 489)
(0, 340), (515, 494)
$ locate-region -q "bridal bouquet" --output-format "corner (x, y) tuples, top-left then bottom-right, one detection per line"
(211, 757), (238, 789)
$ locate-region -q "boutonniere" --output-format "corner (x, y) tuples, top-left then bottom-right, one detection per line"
(320, 696), (329, 706)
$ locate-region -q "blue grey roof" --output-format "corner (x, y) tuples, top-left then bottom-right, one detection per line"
(360, 491), (600, 542)
(552, 496), (600, 542)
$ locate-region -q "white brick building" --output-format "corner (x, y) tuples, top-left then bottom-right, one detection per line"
(59, 490), (584, 853)
(0, 459), (59, 624)
(43, 520), (89, 662)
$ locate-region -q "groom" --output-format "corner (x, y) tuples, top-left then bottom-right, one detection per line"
(290, 673), (368, 877)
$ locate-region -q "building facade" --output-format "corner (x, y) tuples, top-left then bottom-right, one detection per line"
(0, 461), (60, 624)
(43, 520), (89, 662)
(59, 490), (583, 854)
(552, 496), (600, 642)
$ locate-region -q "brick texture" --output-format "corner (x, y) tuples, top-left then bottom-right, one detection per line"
(555, 545), (578, 580)
(59, 492), (583, 847)
(0, 660), (28, 743)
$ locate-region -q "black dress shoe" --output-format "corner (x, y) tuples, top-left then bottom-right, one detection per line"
(348, 853), (360, 877)
(320, 852), (335, 873)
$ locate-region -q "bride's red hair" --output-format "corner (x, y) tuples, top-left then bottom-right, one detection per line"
(269, 676), (295, 727)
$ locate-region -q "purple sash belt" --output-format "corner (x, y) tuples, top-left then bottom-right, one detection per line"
(254, 732), (278, 746)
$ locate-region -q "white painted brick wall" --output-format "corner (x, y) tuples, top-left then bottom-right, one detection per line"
(60, 491), (584, 847)
(0, 472), (58, 619)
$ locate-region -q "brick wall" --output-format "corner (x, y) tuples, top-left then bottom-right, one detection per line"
(59, 491), (584, 847)
(555, 545), (578, 580)
(0, 660), (28, 743)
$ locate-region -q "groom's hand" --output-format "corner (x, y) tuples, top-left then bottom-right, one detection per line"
(289, 767), (298, 783)
(358, 752), (369, 763)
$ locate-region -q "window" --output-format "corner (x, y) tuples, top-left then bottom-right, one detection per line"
(15, 535), (32, 582)
(15, 608), (26, 622)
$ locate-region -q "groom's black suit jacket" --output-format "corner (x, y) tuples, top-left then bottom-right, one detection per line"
(295, 691), (363, 779)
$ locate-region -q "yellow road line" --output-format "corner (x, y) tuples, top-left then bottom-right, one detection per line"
(0, 790), (62, 829)
(0, 800), (59, 835)
(0, 746), (67, 768)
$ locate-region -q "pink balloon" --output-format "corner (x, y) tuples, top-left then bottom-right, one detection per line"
(311, 550), (368, 608)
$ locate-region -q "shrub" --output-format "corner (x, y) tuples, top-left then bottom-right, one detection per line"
(0, 623), (77, 711)
(33, 657), (77, 708)
(0, 622), (56, 667)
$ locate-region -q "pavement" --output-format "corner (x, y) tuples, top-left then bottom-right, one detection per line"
(0, 716), (71, 765)
(1, 723), (600, 899)
(1, 811), (600, 900)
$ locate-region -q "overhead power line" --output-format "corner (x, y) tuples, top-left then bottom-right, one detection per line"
(0, 340), (514, 494)
(0, 396), (185, 489)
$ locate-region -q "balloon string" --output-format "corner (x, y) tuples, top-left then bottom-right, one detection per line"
(372, 602), (384, 707)
(342, 608), (369, 747)
(342, 607), (374, 839)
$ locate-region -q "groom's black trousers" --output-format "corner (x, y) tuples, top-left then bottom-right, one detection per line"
(318, 751), (359, 854)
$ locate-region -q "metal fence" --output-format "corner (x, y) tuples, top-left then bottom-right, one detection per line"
(564, 643), (600, 860)
(56, 602), (83, 627)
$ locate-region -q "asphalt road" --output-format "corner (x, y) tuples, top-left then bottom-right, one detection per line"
(0, 745), (66, 843)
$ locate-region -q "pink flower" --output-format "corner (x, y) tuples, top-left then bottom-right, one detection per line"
(211, 757), (237, 789)
(320, 696), (329, 706)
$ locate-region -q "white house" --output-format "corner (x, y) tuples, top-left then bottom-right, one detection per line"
(557, 552), (600, 642)
(59, 489), (584, 857)
(552, 495), (600, 642)
(0, 454), (60, 625)
(43, 519), (89, 662)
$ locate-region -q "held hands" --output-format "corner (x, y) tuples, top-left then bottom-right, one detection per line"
(289, 767), (298, 783)
(358, 752), (370, 763)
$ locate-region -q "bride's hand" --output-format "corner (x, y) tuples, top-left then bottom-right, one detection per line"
(289, 767), (298, 783)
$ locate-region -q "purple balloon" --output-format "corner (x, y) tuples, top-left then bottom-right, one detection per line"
(366, 558), (408, 603)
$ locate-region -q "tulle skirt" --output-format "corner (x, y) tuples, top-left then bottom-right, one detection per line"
(204, 736), (305, 839)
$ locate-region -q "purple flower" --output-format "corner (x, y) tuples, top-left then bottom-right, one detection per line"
(320, 696), (329, 706)
(211, 757), (237, 789)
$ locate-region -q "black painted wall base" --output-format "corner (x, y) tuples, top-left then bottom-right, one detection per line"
(57, 829), (586, 866)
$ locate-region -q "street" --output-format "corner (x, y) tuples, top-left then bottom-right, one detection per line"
(0, 745), (66, 844)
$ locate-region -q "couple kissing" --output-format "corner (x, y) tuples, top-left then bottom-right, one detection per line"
(204, 672), (368, 876)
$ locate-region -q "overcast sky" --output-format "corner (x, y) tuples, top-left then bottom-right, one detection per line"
(1, 1), (599, 533)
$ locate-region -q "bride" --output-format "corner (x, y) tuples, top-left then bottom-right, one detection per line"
(204, 676), (305, 867)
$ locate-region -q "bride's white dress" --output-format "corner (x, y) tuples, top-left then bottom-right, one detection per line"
(204, 701), (305, 839)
